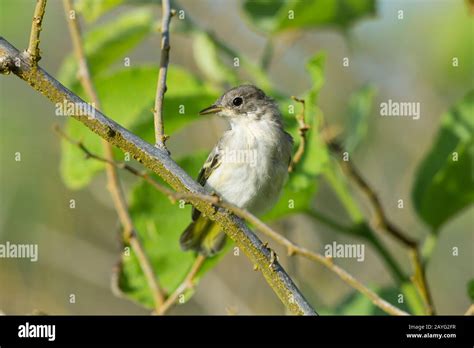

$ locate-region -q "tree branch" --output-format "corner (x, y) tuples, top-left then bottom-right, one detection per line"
(153, 0), (172, 149)
(27, 0), (48, 65)
(54, 125), (408, 316)
(328, 141), (434, 314)
(0, 36), (316, 315)
(61, 0), (166, 310)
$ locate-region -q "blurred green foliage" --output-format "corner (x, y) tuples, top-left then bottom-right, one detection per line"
(58, 8), (156, 88)
(412, 90), (474, 232)
(62, 66), (158, 188)
(75, 0), (159, 22)
(345, 85), (376, 152)
(265, 54), (329, 220)
(333, 286), (412, 315)
(192, 31), (239, 86)
(242, 0), (376, 33)
(55, 0), (473, 312)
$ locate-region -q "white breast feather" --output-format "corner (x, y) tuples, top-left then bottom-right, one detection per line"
(205, 115), (291, 215)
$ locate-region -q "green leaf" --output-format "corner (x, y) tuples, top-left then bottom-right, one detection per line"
(58, 8), (156, 87)
(400, 282), (425, 315)
(76, 0), (124, 22)
(300, 53), (329, 179)
(242, 0), (376, 34)
(264, 54), (328, 220)
(60, 66), (159, 189)
(60, 65), (218, 189)
(192, 32), (239, 86)
(412, 90), (474, 232)
(337, 288), (376, 315)
(76, 0), (159, 23)
(126, 66), (219, 144)
(242, 0), (287, 33)
(116, 152), (230, 309)
(306, 53), (325, 118)
(345, 85), (376, 152)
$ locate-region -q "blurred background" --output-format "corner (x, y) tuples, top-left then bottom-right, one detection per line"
(0, 0), (473, 315)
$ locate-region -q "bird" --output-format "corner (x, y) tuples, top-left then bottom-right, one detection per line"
(180, 85), (294, 256)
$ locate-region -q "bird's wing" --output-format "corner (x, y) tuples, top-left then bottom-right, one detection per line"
(192, 142), (222, 221)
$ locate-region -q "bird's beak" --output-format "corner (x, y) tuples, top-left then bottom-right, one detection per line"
(199, 104), (223, 115)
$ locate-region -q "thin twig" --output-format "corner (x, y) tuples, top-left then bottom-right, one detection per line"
(155, 255), (206, 315)
(55, 126), (408, 316)
(153, 0), (173, 149)
(27, 0), (47, 65)
(288, 96), (310, 172)
(62, 0), (165, 310)
(328, 141), (434, 314)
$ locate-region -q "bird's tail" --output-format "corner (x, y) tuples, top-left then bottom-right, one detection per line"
(180, 215), (226, 257)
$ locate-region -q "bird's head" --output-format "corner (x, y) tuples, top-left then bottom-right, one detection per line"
(199, 85), (281, 124)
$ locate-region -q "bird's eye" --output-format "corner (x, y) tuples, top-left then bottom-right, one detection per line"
(232, 97), (243, 106)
